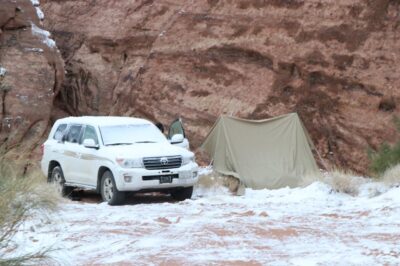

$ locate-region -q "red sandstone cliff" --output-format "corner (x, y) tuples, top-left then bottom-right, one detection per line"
(1, 0), (400, 173)
(0, 0), (64, 166)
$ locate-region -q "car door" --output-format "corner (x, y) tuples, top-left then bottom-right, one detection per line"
(47, 123), (68, 169)
(62, 124), (84, 183)
(75, 125), (101, 187)
(168, 118), (189, 149)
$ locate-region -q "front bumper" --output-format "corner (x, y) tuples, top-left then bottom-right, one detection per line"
(114, 162), (199, 192)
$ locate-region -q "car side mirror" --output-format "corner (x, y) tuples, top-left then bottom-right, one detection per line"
(170, 134), (184, 144)
(83, 138), (99, 149)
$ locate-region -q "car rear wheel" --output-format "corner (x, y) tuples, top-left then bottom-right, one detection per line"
(171, 186), (193, 201)
(100, 170), (125, 205)
(51, 166), (73, 197)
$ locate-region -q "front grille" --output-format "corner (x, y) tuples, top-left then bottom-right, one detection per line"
(143, 156), (182, 170)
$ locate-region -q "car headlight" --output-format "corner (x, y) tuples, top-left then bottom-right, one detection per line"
(116, 158), (143, 168)
(182, 155), (195, 165)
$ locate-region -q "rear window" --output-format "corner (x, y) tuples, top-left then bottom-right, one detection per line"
(53, 124), (67, 141)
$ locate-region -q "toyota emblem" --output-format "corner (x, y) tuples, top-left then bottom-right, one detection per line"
(160, 157), (168, 165)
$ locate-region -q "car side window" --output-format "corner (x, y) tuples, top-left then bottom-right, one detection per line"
(81, 125), (99, 145)
(53, 124), (67, 141)
(168, 119), (185, 139)
(66, 125), (83, 144)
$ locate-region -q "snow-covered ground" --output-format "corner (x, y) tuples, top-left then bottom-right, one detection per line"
(8, 174), (400, 265)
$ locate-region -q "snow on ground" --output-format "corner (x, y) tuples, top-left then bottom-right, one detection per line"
(7, 174), (400, 265)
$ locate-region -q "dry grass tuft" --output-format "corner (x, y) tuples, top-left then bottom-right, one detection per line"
(197, 171), (225, 188)
(322, 168), (366, 196)
(381, 164), (400, 186)
(197, 171), (245, 195)
(0, 160), (61, 265)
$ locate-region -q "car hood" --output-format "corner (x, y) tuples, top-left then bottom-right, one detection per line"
(103, 142), (193, 159)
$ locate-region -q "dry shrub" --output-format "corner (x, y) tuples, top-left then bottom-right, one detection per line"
(0, 160), (61, 265)
(301, 166), (400, 196)
(300, 169), (366, 196)
(197, 171), (225, 188)
(368, 116), (400, 175)
(381, 164), (400, 186)
(323, 168), (366, 196)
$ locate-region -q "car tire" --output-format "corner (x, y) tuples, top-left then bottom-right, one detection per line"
(171, 186), (193, 201)
(51, 166), (73, 197)
(100, 170), (125, 205)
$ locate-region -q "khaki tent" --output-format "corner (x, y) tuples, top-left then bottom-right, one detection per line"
(201, 113), (319, 189)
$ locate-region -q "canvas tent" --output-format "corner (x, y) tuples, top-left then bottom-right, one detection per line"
(201, 113), (319, 189)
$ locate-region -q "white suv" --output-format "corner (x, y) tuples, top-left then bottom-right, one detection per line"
(41, 116), (199, 205)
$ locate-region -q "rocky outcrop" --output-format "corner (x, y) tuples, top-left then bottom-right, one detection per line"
(0, 0), (64, 166)
(40, 0), (400, 173)
(2, 0), (399, 173)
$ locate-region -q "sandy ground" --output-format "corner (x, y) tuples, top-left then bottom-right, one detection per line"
(8, 179), (400, 266)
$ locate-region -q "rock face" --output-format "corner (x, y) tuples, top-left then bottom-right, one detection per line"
(2, 0), (400, 173)
(0, 0), (64, 166)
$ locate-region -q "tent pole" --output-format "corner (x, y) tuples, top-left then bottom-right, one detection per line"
(314, 147), (330, 171)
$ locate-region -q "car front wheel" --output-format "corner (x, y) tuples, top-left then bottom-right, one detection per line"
(100, 170), (125, 205)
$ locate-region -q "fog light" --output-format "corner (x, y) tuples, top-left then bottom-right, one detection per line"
(192, 171), (198, 178)
(124, 174), (132, 183)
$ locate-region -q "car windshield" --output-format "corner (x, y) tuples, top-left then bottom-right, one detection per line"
(100, 124), (167, 146)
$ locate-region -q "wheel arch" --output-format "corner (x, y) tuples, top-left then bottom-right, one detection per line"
(97, 166), (111, 193)
(47, 160), (61, 182)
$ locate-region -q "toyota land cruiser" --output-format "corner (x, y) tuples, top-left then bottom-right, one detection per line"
(41, 116), (198, 205)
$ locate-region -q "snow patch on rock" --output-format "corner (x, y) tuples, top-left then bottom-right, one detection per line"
(35, 7), (44, 20)
(30, 0), (44, 20)
(0, 67), (6, 77)
(24, 47), (44, 53)
(31, 23), (56, 48)
(30, 0), (40, 6)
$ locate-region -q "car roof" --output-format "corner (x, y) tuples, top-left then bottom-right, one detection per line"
(56, 116), (153, 127)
